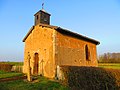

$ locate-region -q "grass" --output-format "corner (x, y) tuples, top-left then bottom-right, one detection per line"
(0, 71), (69, 90)
(1, 62), (119, 90)
(98, 63), (120, 69)
(0, 70), (23, 79)
(0, 76), (69, 90)
(0, 62), (23, 66)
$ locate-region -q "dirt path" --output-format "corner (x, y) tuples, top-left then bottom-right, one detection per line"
(0, 76), (27, 82)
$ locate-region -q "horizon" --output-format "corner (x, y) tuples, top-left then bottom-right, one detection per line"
(0, 0), (120, 62)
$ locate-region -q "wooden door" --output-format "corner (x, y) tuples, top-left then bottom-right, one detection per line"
(33, 53), (39, 75)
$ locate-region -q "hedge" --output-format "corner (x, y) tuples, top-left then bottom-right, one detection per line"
(0, 63), (13, 72)
(61, 66), (120, 90)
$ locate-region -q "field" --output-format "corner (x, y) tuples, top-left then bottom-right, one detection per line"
(0, 62), (23, 66)
(98, 63), (120, 69)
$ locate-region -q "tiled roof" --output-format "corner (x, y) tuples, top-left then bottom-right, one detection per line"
(23, 24), (100, 45)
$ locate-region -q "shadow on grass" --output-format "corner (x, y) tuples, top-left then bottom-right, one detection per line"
(0, 76), (69, 90)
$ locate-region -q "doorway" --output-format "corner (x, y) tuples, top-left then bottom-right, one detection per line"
(33, 53), (39, 75)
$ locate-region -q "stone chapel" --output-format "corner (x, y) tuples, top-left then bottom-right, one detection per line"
(23, 8), (100, 78)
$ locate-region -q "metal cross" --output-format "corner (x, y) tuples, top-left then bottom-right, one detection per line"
(42, 3), (44, 9)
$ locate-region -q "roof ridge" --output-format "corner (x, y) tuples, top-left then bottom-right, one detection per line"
(23, 24), (100, 45)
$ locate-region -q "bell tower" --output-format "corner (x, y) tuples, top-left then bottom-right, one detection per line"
(34, 4), (51, 25)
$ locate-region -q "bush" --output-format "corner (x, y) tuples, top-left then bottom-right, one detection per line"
(106, 68), (120, 88)
(0, 63), (13, 72)
(61, 66), (120, 90)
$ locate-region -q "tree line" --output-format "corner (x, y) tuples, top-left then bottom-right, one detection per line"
(98, 52), (120, 63)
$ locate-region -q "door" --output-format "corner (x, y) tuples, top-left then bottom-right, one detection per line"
(33, 53), (39, 75)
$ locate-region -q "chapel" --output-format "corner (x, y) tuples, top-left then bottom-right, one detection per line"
(23, 8), (100, 78)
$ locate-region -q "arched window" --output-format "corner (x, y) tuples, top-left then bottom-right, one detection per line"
(85, 45), (90, 60)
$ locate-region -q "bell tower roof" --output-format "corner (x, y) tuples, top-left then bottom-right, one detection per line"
(34, 9), (51, 16)
(34, 3), (51, 25)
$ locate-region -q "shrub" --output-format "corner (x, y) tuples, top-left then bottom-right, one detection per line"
(105, 68), (120, 88)
(0, 63), (13, 72)
(61, 66), (120, 90)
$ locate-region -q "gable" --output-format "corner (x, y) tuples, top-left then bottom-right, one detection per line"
(22, 24), (57, 42)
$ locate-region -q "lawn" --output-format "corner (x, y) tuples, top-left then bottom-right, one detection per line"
(0, 70), (69, 90)
(0, 76), (69, 90)
(98, 63), (120, 69)
(0, 70), (23, 79)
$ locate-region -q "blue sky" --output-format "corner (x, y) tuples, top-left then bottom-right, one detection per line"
(0, 0), (120, 61)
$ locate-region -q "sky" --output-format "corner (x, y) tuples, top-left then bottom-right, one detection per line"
(0, 0), (120, 62)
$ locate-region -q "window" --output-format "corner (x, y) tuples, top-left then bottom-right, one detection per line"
(36, 15), (39, 20)
(85, 45), (90, 61)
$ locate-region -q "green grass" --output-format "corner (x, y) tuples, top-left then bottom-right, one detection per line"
(0, 70), (23, 79)
(0, 62), (23, 66)
(0, 76), (69, 90)
(98, 63), (120, 69)
(0, 71), (69, 90)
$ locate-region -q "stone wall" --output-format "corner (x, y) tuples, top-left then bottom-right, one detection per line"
(23, 25), (56, 78)
(55, 31), (98, 67)
(23, 24), (98, 79)
(11, 66), (23, 72)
